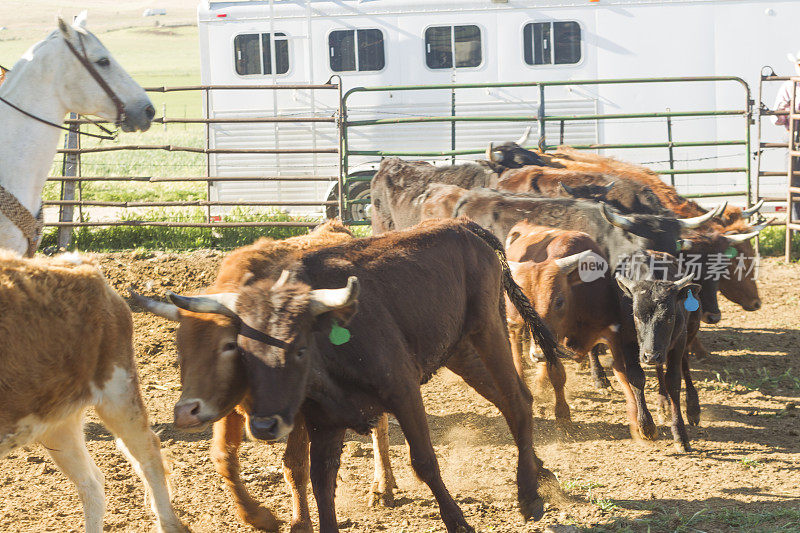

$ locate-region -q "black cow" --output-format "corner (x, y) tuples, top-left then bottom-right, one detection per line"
(616, 250), (702, 452)
(165, 219), (564, 533)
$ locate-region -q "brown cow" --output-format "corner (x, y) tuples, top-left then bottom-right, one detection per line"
(131, 220), (397, 532)
(0, 252), (186, 533)
(504, 222), (621, 420)
(370, 157), (502, 234)
(165, 218), (565, 533)
(498, 166), (670, 216)
(418, 183), (470, 221)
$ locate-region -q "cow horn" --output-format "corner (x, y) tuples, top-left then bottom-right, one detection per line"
(676, 202), (727, 229)
(604, 180), (617, 192)
(724, 218), (774, 243)
(515, 126), (532, 146)
(601, 203), (634, 230)
(129, 289), (181, 321)
(167, 291), (239, 319)
(741, 199), (765, 218)
(559, 182), (576, 196)
(673, 274), (695, 291)
(309, 276), (360, 316)
(273, 269), (291, 288)
(486, 142), (498, 162)
(553, 250), (590, 274)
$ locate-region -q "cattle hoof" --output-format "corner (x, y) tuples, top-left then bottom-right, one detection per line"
(289, 522), (314, 533)
(638, 421), (659, 441)
(593, 377), (612, 390)
(674, 441), (691, 453)
(554, 406), (572, 423)
(686, 408), (700, 426)
(159, 521), (191, 533)
(239, 506), (281, 531)
(519, 496), (546, 521)
(537, 467), (562, 497)
(368, 486), (395, 508)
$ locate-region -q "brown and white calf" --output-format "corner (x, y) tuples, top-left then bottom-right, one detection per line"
(0, 251), (185, 533)
(504, 222), (621, 421)
(131, 220), (398, 532)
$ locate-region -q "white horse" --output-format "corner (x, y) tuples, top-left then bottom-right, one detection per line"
(0, 13), (154, 256)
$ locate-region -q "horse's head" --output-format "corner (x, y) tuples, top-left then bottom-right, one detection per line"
(56, 12), (154, 132)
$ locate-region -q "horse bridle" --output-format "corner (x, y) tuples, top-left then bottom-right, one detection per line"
(0, 31), (126, 140)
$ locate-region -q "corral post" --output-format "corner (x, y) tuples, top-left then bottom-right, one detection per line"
(337, 79), (346, 220)
(666, 109), (676, 187)
(450, 72), (456, 165)
(57, 114), (80, 249)
(537, 84), (546, 151)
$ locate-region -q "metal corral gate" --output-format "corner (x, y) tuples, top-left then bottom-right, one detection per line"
(48, 82), (343, 247)
(340, 76), (754, 225)
(48, 77), (754, 239)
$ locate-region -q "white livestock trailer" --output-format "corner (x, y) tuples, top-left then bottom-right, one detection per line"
(197, 0), (800, 217)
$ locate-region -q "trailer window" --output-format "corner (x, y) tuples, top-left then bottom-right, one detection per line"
(425, 25), (482, 69)
(523, 21), (581, 66)
(234, 32), (289, 75)
(329, 29), (385, 72)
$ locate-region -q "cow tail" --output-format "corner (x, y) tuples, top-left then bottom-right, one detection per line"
(462, 219), (564, 366)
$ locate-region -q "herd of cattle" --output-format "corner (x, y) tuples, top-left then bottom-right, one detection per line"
(0, 134), (771, 533)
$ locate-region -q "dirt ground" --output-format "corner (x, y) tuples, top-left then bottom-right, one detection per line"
(0, 252), (798, 533)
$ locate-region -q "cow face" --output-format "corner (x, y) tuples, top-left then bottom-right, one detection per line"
(508, 256), (583, 346)
(235, 276), (359, 441)
(486, 142), (550, 169)
(173, 313), (247, 431)
(168, 275), (360, 442)
(130, 291), (247, 432)
(719, 243), (760, 311)
(616, 275), (699, 366)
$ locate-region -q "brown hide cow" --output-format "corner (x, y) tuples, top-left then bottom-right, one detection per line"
(547, 147), (763, 311)
(0, 252), (185, 533)
(370, 157), (501, 234)
(504, 222), (621, 421)
(165, 219), (565, 533)
(418, 183), (470, 222)
(131, 220), (398, 532)
(497, 166), (670, 216)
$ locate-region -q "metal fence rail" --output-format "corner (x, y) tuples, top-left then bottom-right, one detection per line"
(340, 76), (753, 223)
(47, 76), (756, 238)
(48, 82), (343, 242)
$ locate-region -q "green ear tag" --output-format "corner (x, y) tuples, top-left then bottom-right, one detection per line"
(329, 321), (351, 346)
(724, 246), (738, 258)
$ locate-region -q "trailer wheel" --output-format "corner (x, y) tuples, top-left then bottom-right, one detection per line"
(325, 180), (372, 222)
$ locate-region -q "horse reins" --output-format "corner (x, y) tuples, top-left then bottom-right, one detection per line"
(0, 32), (126, 141)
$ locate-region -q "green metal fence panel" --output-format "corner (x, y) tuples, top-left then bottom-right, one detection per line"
(339, 76), (753, 224)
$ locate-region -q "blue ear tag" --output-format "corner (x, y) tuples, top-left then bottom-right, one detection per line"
(684, 290), (700, 312)
(724, 246), (738, 258)
(329, 320), (351, 346)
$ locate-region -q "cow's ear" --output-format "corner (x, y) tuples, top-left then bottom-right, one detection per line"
(615, 274), (634, 297)
(678, 283), (701, 300)
(566, 270), (583, 287)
